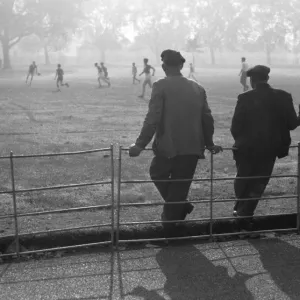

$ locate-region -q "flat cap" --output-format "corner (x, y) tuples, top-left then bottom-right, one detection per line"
(161, 49), (186, 66)
(246, 65), (270, 77)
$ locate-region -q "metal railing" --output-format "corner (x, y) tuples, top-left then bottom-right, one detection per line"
(0, 146), (115, 259)
(0, 144), (299, 258)
(116, 144), (300, 247)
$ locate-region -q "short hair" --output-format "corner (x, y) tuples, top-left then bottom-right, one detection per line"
(161, 49), (186, 67)
(95, 62), (98, 66)
(143, 58), (149, 63)
(100, 62), (104, 65)
(241, 57), (246, 61)
(58, 64), (61, 67)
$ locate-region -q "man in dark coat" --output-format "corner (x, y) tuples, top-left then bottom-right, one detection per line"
(129, 49), (222, 235)
(231, 65), (300, 229)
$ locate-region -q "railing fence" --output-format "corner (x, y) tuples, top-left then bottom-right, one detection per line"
(0, 144), (299, 258)
(0, 146), (114, 258)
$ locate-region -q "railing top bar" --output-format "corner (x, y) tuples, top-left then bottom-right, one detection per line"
(11, 148), (111, 158)
(120, 145), (299, 152)
(0, 144), (297, 158)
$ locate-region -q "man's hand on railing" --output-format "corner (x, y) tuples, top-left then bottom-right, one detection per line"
(207, 145), (223, 154)
(129, 144), (143, 157)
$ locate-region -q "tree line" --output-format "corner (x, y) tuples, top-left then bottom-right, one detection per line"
(1, 0), (300, 69)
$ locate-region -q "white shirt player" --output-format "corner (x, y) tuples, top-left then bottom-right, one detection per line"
(241, 62), (249, 73)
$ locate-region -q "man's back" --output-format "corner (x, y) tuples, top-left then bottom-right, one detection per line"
(56, 68), (64, 77)
(153, 76), (214, 157)
(97, 66), (102, 74)
(102, 66), (108, 76)
(29, 64), (36, 73)
(231, 83), (299, 158)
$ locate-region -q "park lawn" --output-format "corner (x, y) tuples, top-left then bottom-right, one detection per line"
(0, 66), (299, 239)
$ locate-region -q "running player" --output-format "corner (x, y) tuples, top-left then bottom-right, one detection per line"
(139, 58), (155, 98)
(188, 63), (198, 82)
(132, 62), (140, 84)
(54, 64), (69, 91)
(26, 61), (39, 86)
(95, 63), (103, 88)
(100, 62), (111, 87)
(239, 57), (249, 92)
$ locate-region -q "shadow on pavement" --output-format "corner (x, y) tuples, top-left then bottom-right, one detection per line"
(249, 238), (300, 300)
(129, 243), (253, 300)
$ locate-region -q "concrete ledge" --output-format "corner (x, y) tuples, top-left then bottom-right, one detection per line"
(0, 213), (298, 257)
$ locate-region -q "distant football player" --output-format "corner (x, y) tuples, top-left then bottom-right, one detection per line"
(239, 57), (249, 92)
(139, 58), (155, 98)
(54, 64), (69, 91)
(188, 63), (198, 82)
(100, 62), (111, 87)
(132, 62), (140, 84)
(26, 61), (39, 86)
(95, 62), (103, 88)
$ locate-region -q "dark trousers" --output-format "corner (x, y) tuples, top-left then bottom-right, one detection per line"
(149, 155), (199, 221)
(234, 153), (276, 217)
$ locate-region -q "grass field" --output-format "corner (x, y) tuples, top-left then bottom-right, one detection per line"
(0, 66), (300, 239)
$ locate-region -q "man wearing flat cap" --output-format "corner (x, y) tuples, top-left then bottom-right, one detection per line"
(231, 65), (300, 229)
(129, 49), (222, 235)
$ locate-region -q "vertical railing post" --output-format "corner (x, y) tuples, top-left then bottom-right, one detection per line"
(297, 143), (300, 234)
(116, 146), (122, 249)
(110, 145), (115, 248)
(10, 151), (20, 257)
(209, 151), (214, 241)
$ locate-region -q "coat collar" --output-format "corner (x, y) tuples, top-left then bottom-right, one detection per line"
(255, 82), (271, 89)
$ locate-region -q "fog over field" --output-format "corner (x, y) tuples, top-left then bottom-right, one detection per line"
(1, 0), (300, 247)
(1, 0), (300, 68)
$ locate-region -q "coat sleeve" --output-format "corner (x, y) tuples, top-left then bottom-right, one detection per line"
(135, 82), (163, 149)
(285, 93), (300, 130)
(231, 95), (246, 140)
(202, 89), (215, 147)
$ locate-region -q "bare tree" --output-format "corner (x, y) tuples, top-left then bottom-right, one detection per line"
(80, 0), (130, 62)
(0, 0), (39, 69)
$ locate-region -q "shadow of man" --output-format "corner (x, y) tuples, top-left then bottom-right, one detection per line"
(249, 238), (300, 299)
(130, 243), (253, 300)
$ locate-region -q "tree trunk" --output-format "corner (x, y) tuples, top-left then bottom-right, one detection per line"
(101, 50), (106, 62)
(155, 46), (160, 65)
(209, 47), (215, 65)
(43, 44), (50, 65)
(1, 33), (12, 69)
(192, 52), (195, 66)
(294, 53), (299, 65)
(292, 29), (299, 65)
(266, 45), (272, 65)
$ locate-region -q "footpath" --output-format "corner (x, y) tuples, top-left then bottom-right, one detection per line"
(1, 234), (300, 300)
